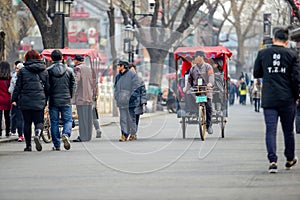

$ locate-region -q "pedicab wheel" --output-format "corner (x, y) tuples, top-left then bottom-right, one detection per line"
(199, 105), (206, 141)
(41, 118), (52, 143)
(181, 117), (186, 139)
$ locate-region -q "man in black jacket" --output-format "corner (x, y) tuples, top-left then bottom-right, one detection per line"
(253, 28), (300, 173)
(47, 50), (76, 151)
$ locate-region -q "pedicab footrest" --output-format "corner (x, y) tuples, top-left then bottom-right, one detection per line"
(196, 96), (207, 103)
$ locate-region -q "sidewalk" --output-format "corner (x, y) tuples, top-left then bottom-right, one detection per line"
(0, 110), (168, 143)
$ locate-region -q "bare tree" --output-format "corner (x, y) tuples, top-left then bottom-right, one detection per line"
(227, 0), (264, 77)
(286, 0), (300, 22)
(22, 0), (67, 49)
(0, 1), (34, 63)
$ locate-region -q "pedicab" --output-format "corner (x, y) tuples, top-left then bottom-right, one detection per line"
(40, 48), (101, 143)
(174, 46), (232, 140)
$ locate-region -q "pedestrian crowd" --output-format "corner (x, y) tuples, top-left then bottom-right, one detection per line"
(0, 49), (149, 151)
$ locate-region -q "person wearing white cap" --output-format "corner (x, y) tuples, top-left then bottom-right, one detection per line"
(9, 61), (24, 142)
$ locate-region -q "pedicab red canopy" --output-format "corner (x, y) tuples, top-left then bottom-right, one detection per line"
(41, 48), (100, 62)
(41, 48), (101, 101)
(174, 46), (232, 79)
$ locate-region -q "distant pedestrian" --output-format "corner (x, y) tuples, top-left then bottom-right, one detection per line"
(114, 60), (139, 142)
(8, 61), (24, 142)
(0, 61), (12, 137)
(228, 80), (237, 105)
(251, 79), (262, 112)
(129, 63), (147, 140)
(72, 54), (93, 142)
(12, 50), (50, 151)
(254, 28), (300, 173)
(47, 50), (76, 151)
(238, 79), (247, 105)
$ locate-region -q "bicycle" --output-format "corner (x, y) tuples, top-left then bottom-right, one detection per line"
(41, 106), (76, 143)
(191, 79), (209, 141)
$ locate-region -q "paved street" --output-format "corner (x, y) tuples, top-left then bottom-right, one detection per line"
(0, 103), (300, 200)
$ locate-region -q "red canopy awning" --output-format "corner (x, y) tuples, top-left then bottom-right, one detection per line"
(41, 48), (101, 61)
(174, 46), (232, 61)
(174, 46), (233, 80)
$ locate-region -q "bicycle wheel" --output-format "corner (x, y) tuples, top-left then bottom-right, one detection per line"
(181, 117), (186, 139)
(41, 118), (52, 143)
(198, 105), (206, 141)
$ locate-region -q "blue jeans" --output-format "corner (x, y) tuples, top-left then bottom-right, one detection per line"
(49, 106), (72, 148)
(263, 103), (296, 163)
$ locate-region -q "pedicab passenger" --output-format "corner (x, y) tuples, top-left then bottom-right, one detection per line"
(212, 58), (226, 116)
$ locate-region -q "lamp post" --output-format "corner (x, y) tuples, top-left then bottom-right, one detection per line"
(55, 0), (73, 49)
(123, 0), (154, 63)
(124, 24), (134, 62)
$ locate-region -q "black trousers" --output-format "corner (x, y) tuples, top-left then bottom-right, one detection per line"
(21, 110), (44, 147)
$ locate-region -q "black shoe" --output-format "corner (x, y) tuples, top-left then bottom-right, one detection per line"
(52, 146), (61, 151)
(33, 133), (42, 151)
(62, 134), (71, 150)
(96, 129), (102, 138)
(285, 157), (298, 170)
(72, 137), (82, 142)
(268, 162), (278, 173)
(24, 146), (32, 151)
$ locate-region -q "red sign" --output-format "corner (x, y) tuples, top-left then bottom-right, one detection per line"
(70, 12), (90, 18)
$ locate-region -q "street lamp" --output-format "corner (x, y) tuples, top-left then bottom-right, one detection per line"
(123, 0), (155, 63)
(124, 24), (134, 62)
(55, 0), (73, 48)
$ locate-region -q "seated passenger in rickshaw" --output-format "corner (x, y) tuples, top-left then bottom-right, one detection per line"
(212, 58), (226, 116)
(183, 51), (214, 134)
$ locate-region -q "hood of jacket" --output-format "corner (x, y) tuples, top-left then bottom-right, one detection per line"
(47, 62), (67, 77)
(24, 59), (46, 73)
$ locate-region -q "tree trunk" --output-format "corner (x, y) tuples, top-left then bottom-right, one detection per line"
(0, 31), (5, 61)
(147, 48), (168, 112)
(236, 38), (245, 77)
(107, 1), (118, 117)
(22, 0), (67, 49)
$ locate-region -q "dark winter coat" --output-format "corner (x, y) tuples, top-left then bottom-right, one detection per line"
(47, 62), (76, 108)
(12, 59), (49, 110)
(133, 77), (147, 115)
(253, 44), (300, 108)
(114, 69), (140, 108)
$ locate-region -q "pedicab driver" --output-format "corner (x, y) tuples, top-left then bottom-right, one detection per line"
(184, 51), (214, 134)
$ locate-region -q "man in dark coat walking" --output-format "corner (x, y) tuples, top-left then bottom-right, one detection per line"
(47, 50), (76, 151)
